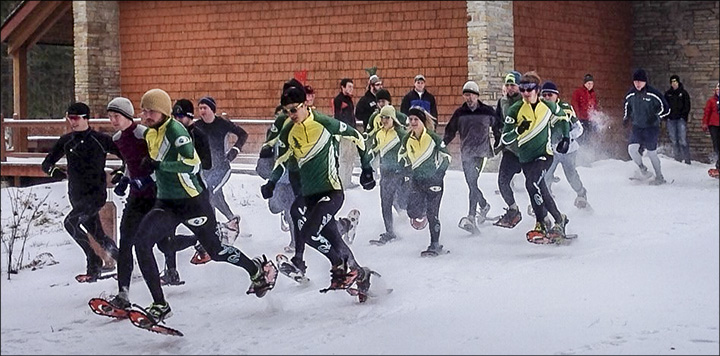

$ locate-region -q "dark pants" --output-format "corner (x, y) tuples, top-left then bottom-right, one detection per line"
(498, 151), (522, 207)
(379, 168), (407, 234)
(117, 195), (155, 290)
(407, 175), (444, 246)
(289, 190), (356, 268)
(710, 125), (720, 169)
(521, 155), (562, 223)
(134, 189), (256, 304)
(64, 196), (118, 275)
(461, 157), (489, 216)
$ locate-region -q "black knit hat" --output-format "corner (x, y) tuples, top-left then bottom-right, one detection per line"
(670, 74), (680, 83)
(541, 81), (559, 95)
(198, 96), (216, 112)
(173, 99), (194, 118)
(633, 69), (648, 82)
(583, 74), (594, 83)
(376, 89), (391, 102)
(281, 87), (306, 106)
(67, 102), (90, 118)
(407, 106), (427, 125)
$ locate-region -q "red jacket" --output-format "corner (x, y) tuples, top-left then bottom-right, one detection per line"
(702, 94), (719, 127)
(571, 86), (598, 121)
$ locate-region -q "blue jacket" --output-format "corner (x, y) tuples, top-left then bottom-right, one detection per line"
(623, 85), (669, 128)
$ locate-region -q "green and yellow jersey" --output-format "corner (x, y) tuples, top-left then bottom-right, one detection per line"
(500, 98), (569, 163)
(398, 127), (451, 180)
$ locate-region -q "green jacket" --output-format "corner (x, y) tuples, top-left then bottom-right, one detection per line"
(271, 110), (369, 196)
(398, 127), (451, 181)
(500, 99), (569, 164)
(365, 123), (408, 172)
(144, 117), (204, 199)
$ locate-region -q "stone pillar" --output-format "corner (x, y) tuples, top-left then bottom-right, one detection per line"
(73, 1), (121, 118)
(466, 1), (515, 104)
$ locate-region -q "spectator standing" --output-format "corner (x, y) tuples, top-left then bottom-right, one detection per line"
(333, 78), (359, 189)
(702, 82), (720, 177)
(663, 75), (692, 164)
(400, 74), (438, 119)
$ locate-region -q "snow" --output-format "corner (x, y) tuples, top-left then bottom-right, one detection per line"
(1, 155), (718, 355)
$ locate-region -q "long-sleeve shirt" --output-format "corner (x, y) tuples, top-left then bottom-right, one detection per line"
(112, 123), (155, 199)
(193, 116), (248, 185)
(41, 127), (121, 203)
(443, 100), (498, 160)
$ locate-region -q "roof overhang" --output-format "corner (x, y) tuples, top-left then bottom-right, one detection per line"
(1, 1), (73, 54)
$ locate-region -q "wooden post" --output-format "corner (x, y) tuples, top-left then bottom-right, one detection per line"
(1, 113), (6, 162)
(12, 45), (28, 153)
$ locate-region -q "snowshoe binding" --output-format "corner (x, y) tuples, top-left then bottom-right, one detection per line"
(420, 243), (448, 257)
(320, 262), (360, 293)
(341, 209), (361, 245)
(458, 216), (479, 234)
(159, 268), (185, 286)
(709, 168), (719, 179)
(128, 303), (183, 337)
(246, 255), (278, 298)
(526, 221), (554, 244)
(369, 232), (397, 246)
(220, 216), (241, 245)
(494, 207), (522, 229)
(190, 244), (211, 265)
(89, 296), (131, 319)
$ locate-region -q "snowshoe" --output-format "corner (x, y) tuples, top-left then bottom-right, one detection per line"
(220, 216), (241, 245)
(283, 244), (295, 253)
(275, 253), (309, 284)
(527, 204), (536, 218)
(648, 176), (667, 185)
(369, 232), (397, 246)
(341, 209), (361, 245)
(458, 216), (479, 234)
(128, 303), (183, 337)
(246, 255), (278, 298)
(494, 207), (522, 229)
(320, 262), (360, 293)
(526, 221), (553, 244)
(190, 244), (211, 265)
(410, 216), (428, 230)
(159, 268), (185, 286)
(89, 297), (130, 319)
(709, 168), (719, 179)
(75, 271), (116, 283)
(574, 192), (589, 209)
(475, 203), (491, 225)
(420, 243), (448, 257)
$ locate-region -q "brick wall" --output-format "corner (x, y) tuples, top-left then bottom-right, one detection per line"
(633, 1), (720, 162)
(513, 1), (633, 159)
(118, 0), (468, 126)
(73, 1), (121, 117)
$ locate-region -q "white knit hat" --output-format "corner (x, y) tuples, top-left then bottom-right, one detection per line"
(462, 81), (480, 95)
(107, 97), (135, 120)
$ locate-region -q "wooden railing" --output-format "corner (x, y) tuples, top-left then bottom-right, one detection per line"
(1, 116), (461, 187)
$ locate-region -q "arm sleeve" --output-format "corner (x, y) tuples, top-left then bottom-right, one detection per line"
(703, 99), (712, 126)
(333, 96), (342, 118)
(400, 93), (410, 115)
(158, 131), (200, 173)
(228, 121), (248, 151)
(429, 94), (438, 118)
(41, 135), (68, 175)
(442, 111), (458, 146)
(682, 90), (691, 119)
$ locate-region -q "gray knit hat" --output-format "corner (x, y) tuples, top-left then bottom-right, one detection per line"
(107, 97), (135, 120)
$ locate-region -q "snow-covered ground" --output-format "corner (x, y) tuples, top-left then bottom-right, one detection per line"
(1, 155), (718, 355)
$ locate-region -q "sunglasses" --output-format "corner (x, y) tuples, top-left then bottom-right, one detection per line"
(518, 83), (538, 93)
(380, 115), (392, 119)
(282, 103), (303, 115)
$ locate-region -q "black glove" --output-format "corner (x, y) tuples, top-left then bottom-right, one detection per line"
(226, 147), (239, 162)
(141, 157), (161, 172)
(110, 169), (124, 185)
(359, 167), (376, 190)
(113, 176), (130, 196)
(556, 137), (570, 154)
(516, 120), (531, 135)
(49, 167), (67, 180)
(130, 176), (154, 191)
(260, 181), (276, 199)
(259, 145), (274, 158)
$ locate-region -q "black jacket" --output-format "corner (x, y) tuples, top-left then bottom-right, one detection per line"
(188, 123), (212, 170)
(623, 85), (670, 128)
(41, 128), (122, 204)
(664, 84), (691, 121)
(443, 100), (499, 159)
(400, 89), (438, 118)
(355, 90), (378, 130)
(333, 92), (355, 127)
